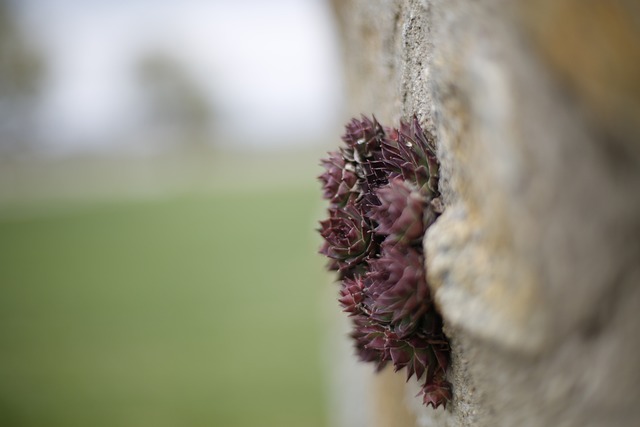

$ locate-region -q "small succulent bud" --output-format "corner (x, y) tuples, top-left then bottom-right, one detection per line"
(341, 115), (385, 160)
(422, 373), (453, 409)
(338, 276), (367, 316)
(372, 178), (428, 245)
(381, 116), (439, 195)
(319, 151), (359, 207)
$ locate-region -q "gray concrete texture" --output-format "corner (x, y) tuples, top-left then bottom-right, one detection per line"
(329, 0), (640, 426)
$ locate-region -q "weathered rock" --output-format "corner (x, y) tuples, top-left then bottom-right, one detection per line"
(330, 0), (640, 425)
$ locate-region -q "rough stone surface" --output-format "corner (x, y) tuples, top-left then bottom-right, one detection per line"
(330, 0), (640, 426)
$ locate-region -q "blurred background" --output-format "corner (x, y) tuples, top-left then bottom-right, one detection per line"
(0, 0), (344, 426)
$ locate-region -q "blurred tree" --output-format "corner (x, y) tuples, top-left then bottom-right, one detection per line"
(0, 0), (44, 154)
(136, 51), (215, 152)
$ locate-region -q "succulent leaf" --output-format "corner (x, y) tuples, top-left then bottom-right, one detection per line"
(385, 333), (430, 381)
(338, 276), (367, 316)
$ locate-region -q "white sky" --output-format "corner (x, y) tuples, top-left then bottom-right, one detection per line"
(17, 0), (344, 152)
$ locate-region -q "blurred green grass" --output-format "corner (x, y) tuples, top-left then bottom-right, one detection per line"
(0, 187), (328, 427)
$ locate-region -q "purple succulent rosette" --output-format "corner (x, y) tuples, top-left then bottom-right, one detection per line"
(318, 151), (359, 207)
(372, 178), (428, 245)
(318, 115), (452, 409)
(319, 205), (375, 273)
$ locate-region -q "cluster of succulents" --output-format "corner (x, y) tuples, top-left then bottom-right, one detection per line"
(318, 115), (452, 408)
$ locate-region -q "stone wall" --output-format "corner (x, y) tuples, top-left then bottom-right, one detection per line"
(329, 1), (640, 426)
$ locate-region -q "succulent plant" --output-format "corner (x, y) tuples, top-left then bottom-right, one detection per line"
(372, 178), (428, 245)
(338, 276), (367, 316)
(341, 115), (385, 160)
(350, 314), (390, 369)
(319, 151), (359, 207)
(319, 204), (375, 273)
(318, 114), (451, 409)
(381, 116), (439, 195)
(340, 116), (389, 212)
(422, 373), (453, 408)
(367, 243), (431, 338)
